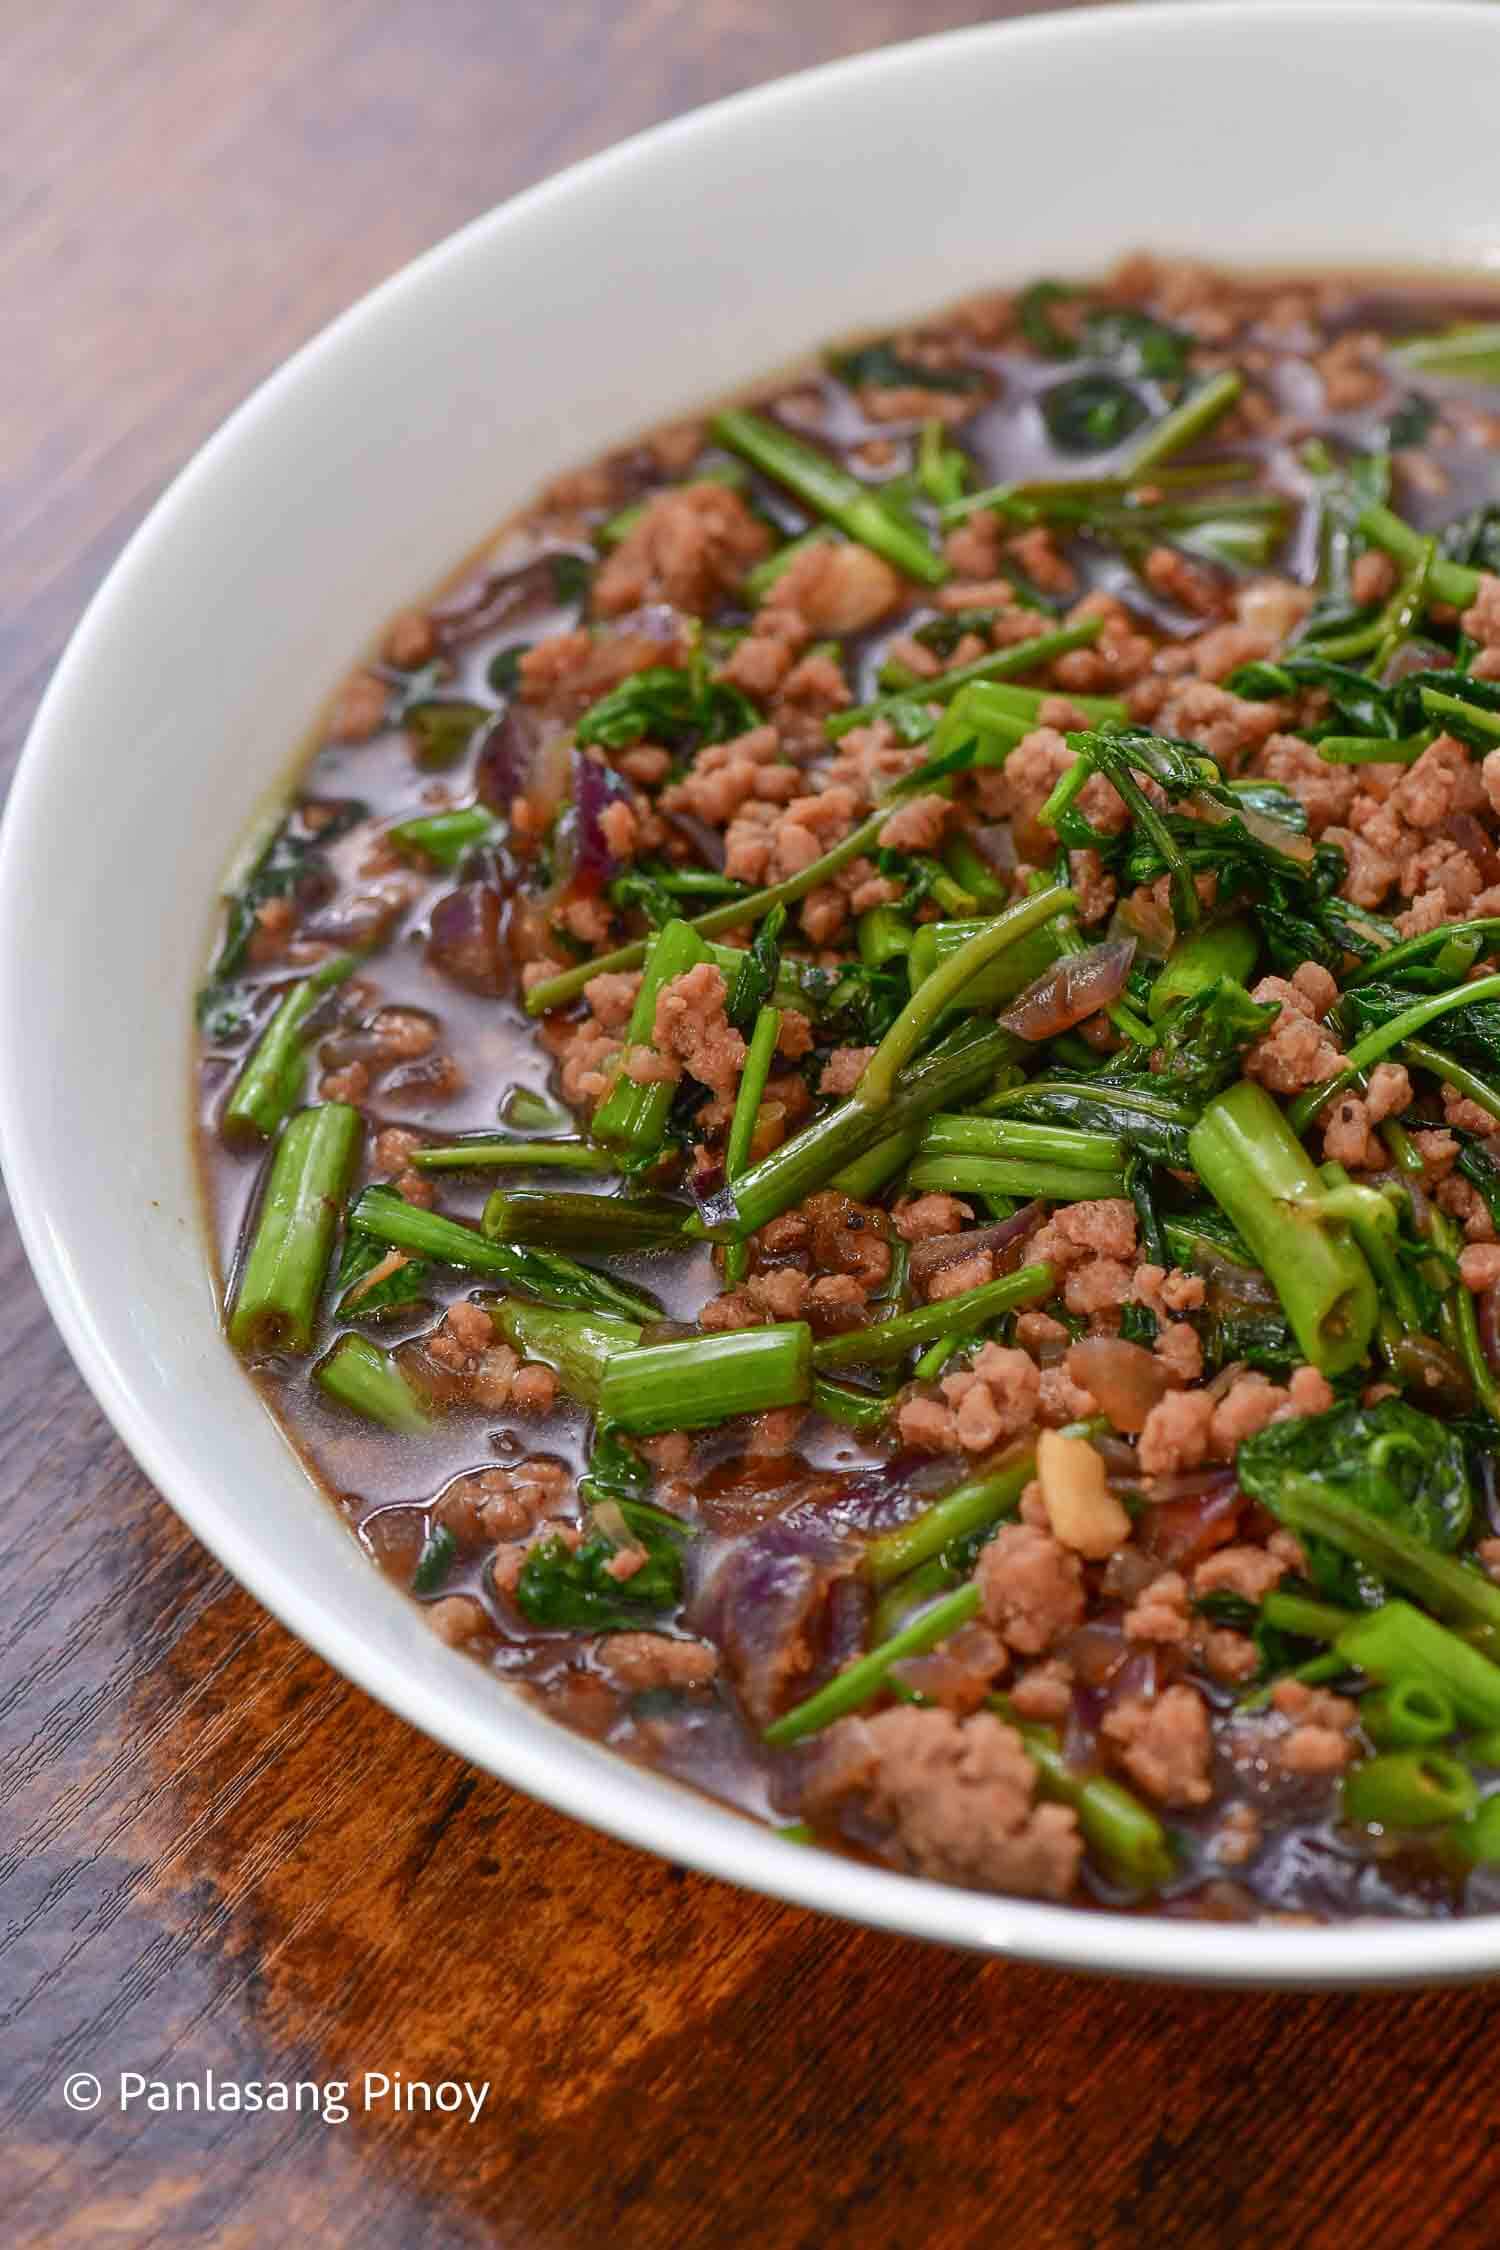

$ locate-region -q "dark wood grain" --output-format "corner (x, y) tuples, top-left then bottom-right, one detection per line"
(5, 5), (1499, 2245)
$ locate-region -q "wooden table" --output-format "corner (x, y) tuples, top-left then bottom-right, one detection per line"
(5, 5), (1499, 2243)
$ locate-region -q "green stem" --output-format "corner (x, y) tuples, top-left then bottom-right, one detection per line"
(1148, 919), (1258, 1021)
(222, 950), (361, 1142)
(723, 1004), (782, 1290)
(1347, 918), (1500, 988)
(763, 1583), (982, 1747)
(811, 1262), (1053, 1372)
(744, 528), (842, 603)
(864, 1453), (1035, 1586)
(1360, 1678), (1457, 1749)
(1290, 973), (1500, 1131)
(907, 917), (1063, 1013)
(1343, 1750), (1477, 1830)
(918, 1114), (1123, 1171)
(991, 1695), (1175, 1891)
(1419, 686), (1500, 744)
(486, 1299), (642, 1405)
(824, 618), (1105, 743)
(1314, 733), (1433, 766)
(1337, 1601), (1500, 1725)
(1356, 500), (1480, 609)
(315, 1333), (434, 1433)
(1121, 369), (1243, 477)
(598, 1321), (812, 1434)
(905, 1155), (1126, 1201)
(811, 1375), (894, 1433)
(388, 807), (500, 867)
(857, 906), (915, 968)
(831, 1126), (926, 1203)
(942, 833), (1012, 910)
(480, 1188), (689, 1251)
(412, 1138), (615, 1173)
(689, 1021), (1020, 1244)
(349, 1185), (657, 1320)
(524, 746), (964, 1014)
(940, 459), (1256, 526)
(1187, 1081), (1378, 1376)
(1259, 1589), (1359, 1643)
(712, 407), (947, 585)
(917, 417), (968, 507)
(855, 885), (1074, 1108)
(1455, 1795), (1500, 1864)
(590, 918), (707, 1157)
(228, 1103), (362, 1355)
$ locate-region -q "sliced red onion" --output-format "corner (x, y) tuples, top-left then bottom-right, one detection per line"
(427, 882), (506, 995)
(1481, 1284), (1500, 1388)
(1443, 810), (1500, 889)
(475, 706), (543, 811)
(1000, 938), (1136, 1042)
(1188, 790), (1314, 866)
(431, 551), (589, 647)
(1067, 1337), (1173, 1433)
(970, 823), (1019, 875)
(663, 808), (728, 873)
(1139, 1475), (1242, 1567)
(567, 750), (634, 887)
(708, 1518), (847, 1726)
(907, 1203), (1042, 1286)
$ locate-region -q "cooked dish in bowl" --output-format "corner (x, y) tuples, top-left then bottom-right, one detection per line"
(199, 256), (1500, 1922)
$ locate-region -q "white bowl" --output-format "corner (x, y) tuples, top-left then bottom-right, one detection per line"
(6, 0), (1500, 1986)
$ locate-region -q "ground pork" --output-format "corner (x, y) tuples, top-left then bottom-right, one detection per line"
(977, 1523), (1086, 1654)
(926, 1252), (996, 1305)
(559, 1022), (624, 1108)
(878, 792), (953, 853)
(1193, 1543), (1290, 1604)
(1271, 1678), (1360, 1775)
(596, 1633), (719, 1690)
(1256, 731), (1359, 834)
(1462, 576), (1500, 655)
(592, 481), (770, 617)
(819, 1046), (875, 1097)
(978, 726), (1127, 849)
(893, 1194), (973, 1243)
(330, 669), (389, 743)
(897, 1343), (1040, 1455)
(661, 724), (785, 828)
(418, 1302), (527, 1411)
(1101, 1685), (1214, 1807)
(622, 962), (745, 1099)
(1459, 1243), (1500, 1292)
(771, 539), (905, 633)
(436, 1457), (572, 1543)
(801, 1706), (1082, 1900)
(424, 1595), (488, 1648)
(1390, 734), (1486, 831)
(1028, 1199), (1138, 1322)
(1243, 968), (1343, 1094)
(699, 1266), (813, 1331)
(519, 624), (686, 719)
(582, 968), (643, 1034)
(1320, 1060), (1412, 1168)
(1123, 1570), (1192, 1645)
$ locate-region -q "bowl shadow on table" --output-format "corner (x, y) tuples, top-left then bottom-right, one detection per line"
(3, 1462), (1497, 2250)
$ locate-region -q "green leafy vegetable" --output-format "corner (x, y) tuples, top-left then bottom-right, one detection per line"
(199, 797), (367, 1030)
(514, 1489), (686, 1630)
(1040, 373), (1150, 456)
(335, 1233), (433, 1321)
(829, 340), (983, 395)
(575, 666), (759, 751)
(1237, 1397), (1473, 1608)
